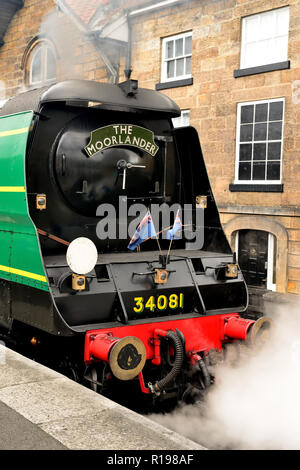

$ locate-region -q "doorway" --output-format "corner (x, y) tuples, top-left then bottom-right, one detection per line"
(236, 229), (276, 291)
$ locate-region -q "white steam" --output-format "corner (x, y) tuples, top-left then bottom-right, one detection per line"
(151, 301), (300, 450)
(40, 9), (88, 81)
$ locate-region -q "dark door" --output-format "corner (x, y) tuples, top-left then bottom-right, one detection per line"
(238, 230), (268, 287)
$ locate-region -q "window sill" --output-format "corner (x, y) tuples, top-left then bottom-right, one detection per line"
(229, 183), (283, 192)
(234, 61), (290, 78)
(155, 78), (193, 90)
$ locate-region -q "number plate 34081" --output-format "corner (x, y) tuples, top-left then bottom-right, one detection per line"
(133, 293), (184, 314)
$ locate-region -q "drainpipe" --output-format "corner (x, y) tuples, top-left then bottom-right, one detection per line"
(124, 12), (132, 80)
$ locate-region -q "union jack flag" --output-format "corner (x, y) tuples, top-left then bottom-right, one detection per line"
(127, 211), (157, 251)
(166, 211), (182, 240)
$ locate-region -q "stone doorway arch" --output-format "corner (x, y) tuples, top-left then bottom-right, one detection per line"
(224, 215), (288, 293)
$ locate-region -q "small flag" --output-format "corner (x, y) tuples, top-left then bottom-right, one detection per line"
(127, 211), (157, 251)
(166, 211), (182, 240)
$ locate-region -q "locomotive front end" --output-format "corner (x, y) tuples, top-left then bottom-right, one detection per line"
(0, 79), (271, 407)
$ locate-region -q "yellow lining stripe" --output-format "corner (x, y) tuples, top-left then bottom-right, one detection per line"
(0, 265), (47, 283)
(0, 128), (29, 138)
(0, 186), (25, 192)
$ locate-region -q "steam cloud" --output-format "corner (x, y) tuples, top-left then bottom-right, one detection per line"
(39, 9), (87, 82)
(38, 0), (192, 84)
(39, 0), (152, 83)
(151, 301), (300, 450)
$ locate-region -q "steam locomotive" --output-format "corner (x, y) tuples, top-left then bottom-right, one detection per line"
(0, 79), (270, 407)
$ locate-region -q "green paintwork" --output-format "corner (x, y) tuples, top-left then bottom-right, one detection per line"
(0, 111), (49, 291)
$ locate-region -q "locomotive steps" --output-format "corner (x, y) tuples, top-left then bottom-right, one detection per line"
(0, 344), (205, 450)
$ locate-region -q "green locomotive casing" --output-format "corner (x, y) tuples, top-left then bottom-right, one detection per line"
(0, 111), (47, 291)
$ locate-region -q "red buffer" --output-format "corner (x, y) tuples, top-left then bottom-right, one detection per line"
(84, 313), (256, 394)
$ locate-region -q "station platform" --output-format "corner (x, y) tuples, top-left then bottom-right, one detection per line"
(0, 344), (205, 450)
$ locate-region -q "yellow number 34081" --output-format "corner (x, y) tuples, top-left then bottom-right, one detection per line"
(133, 294), (184, 313)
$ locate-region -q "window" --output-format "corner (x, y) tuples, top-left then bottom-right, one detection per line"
(240, 7), (289, 69)
(161, 32), (192, 83)
(235, 99), (284, 184)
(172, 110), (190, 128)
(26, 41), (56, 87)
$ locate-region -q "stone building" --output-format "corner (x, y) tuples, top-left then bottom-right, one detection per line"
(1, 0), (300, 313)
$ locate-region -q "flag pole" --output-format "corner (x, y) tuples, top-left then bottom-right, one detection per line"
(156, 235), (163, 256)
(167, 209), (179, 259)
(167, 237), (173, 259)
(148, 207), (162, 256)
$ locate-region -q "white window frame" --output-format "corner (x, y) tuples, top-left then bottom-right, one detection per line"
(172, 109), (190, 128)
(29, 43), (56, 87)
(161, 31), (192, 83)
(240, 6), (290, 69)
(235, 231), (276, 291)
(235, 98), (285, 185)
